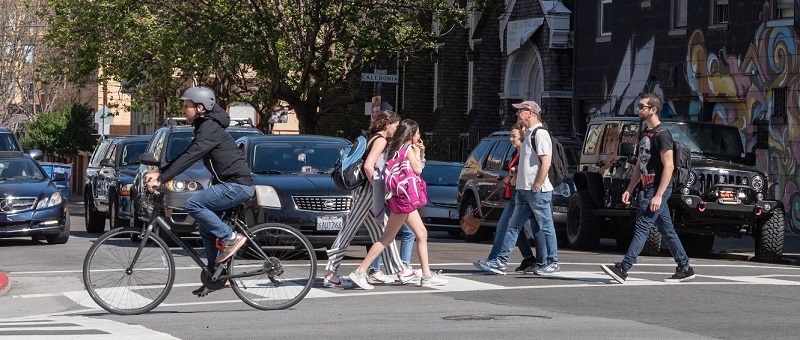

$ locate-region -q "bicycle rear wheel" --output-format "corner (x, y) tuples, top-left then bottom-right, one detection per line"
(83, 227), (175, 315)
(229, 223), (317, 310)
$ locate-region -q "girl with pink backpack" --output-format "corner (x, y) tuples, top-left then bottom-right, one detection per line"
(349, 119), (448, 289)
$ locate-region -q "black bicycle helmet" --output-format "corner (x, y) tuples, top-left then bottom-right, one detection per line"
(179, 86), (216, 112)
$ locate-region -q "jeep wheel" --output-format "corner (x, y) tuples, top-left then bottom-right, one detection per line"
(460, 197), (489, 243)
(679, 233), (714, 257)
(754, 209), (785, 263)
(108, 194), (129, 229)
(84, 193), (106, 233)
(566, 190), (600, 250)
(640, 226), (662, 256)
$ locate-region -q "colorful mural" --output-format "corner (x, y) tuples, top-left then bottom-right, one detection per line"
(685, 23), (800, 231)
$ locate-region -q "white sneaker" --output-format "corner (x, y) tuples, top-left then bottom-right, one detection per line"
(367, 270), (396, 284)
(348, 271), (374, 290)
(419, 273), (448, 287)
(397, 268), (421, 284)
(323, 274), (353, 288)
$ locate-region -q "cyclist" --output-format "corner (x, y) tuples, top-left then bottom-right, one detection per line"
(145, 86), (255, 296)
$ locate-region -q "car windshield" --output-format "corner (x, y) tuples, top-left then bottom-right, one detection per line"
(251, 141), (345, 174)
(421, 163), (461, 186)
(166, 130), (261, 163)
(0, 158), (45, 182)
(665, 122), (744, 161)
(121, 141), (148, 166)
(0, 134), (20, 151)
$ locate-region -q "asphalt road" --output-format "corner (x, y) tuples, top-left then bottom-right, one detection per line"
(1, 199), (799, 339)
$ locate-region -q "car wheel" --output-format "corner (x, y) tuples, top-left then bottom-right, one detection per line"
(447, 230), (462, 239)
(754, 208), (784, 263)
(131, 197), (145, 229)
(460, 196), (489, 243)
(46, 207), (70, 244)
(85, 193), (106, 233)
(566, 190), (600, 250)
(158, 227), (179, 247)
(640, 226), (662, 256)
(679, 233), (714, 257)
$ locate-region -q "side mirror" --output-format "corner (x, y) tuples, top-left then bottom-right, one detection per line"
(99, 158), (114, 167)
(139, 153), (159, 166)
(620, 142), (636, 156)
(52, 173), (67, 181)
(743, 152), (756, 166)
(29, 149), (43, 160)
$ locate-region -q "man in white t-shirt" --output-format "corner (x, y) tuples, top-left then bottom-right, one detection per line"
(493, 100), (561, 276)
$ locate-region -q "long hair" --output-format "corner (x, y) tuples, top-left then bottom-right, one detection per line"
(368, 110), (400, 134)
(386, 119), (418, 157)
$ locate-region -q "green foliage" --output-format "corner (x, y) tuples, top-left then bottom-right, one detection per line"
(21, 104), (96, 161)
(42, 0), (466, 134)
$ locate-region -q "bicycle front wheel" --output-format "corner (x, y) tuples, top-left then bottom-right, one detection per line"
(83, 227), (175, 315)
(229, 223), (317, 310)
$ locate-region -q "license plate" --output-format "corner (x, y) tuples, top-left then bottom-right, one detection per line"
(316, 216), (343, 231)
(449, 209), (459, 220)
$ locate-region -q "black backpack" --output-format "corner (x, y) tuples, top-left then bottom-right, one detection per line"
(654, 126), (692, 188)
(331, 132), (382, 190)
(531, 127), (568, 186)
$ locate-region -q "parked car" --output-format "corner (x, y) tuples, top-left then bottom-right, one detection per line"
(0, 151), (69, 244)
(419, 160), (463, 238)
(236, 134), (372, 249)
(0, 127), (24, 152)
(550, 137), (582, 233)
(84, 135), (150, 233)
(130, 118), (262, 239)
(568, 117), (784, 262)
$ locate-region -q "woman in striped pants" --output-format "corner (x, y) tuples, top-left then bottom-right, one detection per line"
(323, 110), (406, 288)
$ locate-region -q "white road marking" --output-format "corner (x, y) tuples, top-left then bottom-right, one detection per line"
(0, 315), (178, 339)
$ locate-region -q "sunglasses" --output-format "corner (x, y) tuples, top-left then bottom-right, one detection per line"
(637, 103), (654, 110)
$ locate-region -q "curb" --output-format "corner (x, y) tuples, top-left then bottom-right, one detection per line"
(0, 272), (9, 297)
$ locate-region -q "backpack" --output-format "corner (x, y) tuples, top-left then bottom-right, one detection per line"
(384, 145), (427, 214)
(531, 127), (568, 186)
(654, 126), (692, 188)
(331, 132), (381, 190)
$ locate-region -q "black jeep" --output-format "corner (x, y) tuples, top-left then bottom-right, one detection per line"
(568, 117), (784, 263)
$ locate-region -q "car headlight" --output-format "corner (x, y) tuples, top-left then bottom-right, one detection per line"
(255, 185), (282, 209)
(553, 182), (571, 197)
(165, 179), (200, 192)
(751, 175), (764, 191)
(120, 183), (133, 196)
(687, 171), (696, 186)
(36, 192), (63, 209)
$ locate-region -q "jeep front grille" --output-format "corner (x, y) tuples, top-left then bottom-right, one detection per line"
(695, 170), (750, 192)
(293, 196), (351, 212)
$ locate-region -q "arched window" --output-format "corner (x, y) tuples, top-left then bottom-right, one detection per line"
(503, 42), (543, 103)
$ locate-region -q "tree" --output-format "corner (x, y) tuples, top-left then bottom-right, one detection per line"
(21, 104), (96, 162)
(42, 0), (465, 134)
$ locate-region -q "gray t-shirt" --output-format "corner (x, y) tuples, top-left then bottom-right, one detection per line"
(515, 123), (553, 192)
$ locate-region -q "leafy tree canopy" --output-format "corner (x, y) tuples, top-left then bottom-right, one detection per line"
(42, 0), (467, 133)
(21, 104), (97, 161)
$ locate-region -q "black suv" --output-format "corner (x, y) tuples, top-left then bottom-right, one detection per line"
(130, 118), (262, 239)
(568, 117), (784, 262)
(0, 127), (25, 152)
(84, 135), (150, 233)
(457, 131), (581, 242)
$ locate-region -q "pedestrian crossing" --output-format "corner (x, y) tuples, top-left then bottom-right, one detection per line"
(0, 315), (178, 339)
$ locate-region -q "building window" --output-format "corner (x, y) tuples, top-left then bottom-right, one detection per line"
(599, 0), (612, 36)
(672, 0), (687, 28)
(774, 0), (794, 19)
(713, 0), (729, 24)
(773, 87), (787, 118)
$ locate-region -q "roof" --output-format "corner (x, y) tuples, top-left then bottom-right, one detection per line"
(0, 151), (25, 159)
(241, 134), (348, 144)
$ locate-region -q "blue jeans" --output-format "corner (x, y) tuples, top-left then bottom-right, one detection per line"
(186, 182), (255, 270)
(371, 224), (415, 270)
(487, 188), (537, 264)
(502, 190), (558, 264)
(621, 187), (689, 271)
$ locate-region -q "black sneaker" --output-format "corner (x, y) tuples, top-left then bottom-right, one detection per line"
(664, 266), (695, 283)
(514, 256), (537, 272)
(600, 263), (628, 284)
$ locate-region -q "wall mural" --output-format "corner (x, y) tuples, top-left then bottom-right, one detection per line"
(686, 24), (800, 232)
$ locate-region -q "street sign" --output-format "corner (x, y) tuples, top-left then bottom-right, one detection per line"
(361, 73), (399, 84)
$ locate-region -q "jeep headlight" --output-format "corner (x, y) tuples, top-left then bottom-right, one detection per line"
(120, 183), (133, 196)
(750, 175), (764, 191)
(687, 171), (696, 186)
(165, 179), (200, 192)
(553, 182), (571, 197)
(36, 192), (63, 209)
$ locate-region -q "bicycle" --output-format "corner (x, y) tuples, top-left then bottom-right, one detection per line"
(82, 187), (317, 315)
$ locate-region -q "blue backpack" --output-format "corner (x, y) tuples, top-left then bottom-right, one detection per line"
(332, 132), (380, 190)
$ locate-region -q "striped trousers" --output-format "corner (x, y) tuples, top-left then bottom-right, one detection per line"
(325, 184), (403, 274)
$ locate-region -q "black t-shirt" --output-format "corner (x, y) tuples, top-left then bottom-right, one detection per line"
(639, 124), (673, 189)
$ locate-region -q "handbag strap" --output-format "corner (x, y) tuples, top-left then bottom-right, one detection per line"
(474, 186), (505, 218)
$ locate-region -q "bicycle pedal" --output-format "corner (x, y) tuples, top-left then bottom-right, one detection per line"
(197, 288), (210, 297)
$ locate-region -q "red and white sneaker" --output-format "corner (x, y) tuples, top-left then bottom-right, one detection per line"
(397, 269), (421, 284)
(323, 274), (353, 288)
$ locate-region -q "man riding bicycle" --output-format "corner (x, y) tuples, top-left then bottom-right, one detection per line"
(145, 86), (255, 296)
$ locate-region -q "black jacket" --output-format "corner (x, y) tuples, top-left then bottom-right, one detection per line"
(159, 105), (254, 186)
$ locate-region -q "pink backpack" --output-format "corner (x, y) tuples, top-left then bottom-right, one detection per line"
(384, 145), (427, 214)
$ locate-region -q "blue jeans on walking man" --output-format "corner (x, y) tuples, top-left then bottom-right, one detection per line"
(487, 188), (542, 264)
(621, 186), (689, 271)
(501, 190), (557, 266)
(186, 182), (255, 270)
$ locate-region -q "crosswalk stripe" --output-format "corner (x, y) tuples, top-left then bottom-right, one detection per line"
(0, 316), (178, 339)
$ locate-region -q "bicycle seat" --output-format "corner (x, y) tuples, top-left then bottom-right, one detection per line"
(217, 194), (257, 221)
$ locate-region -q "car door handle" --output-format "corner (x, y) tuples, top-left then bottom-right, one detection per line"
(497, 175), (505, 181)
(476, 173), (484, 178)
